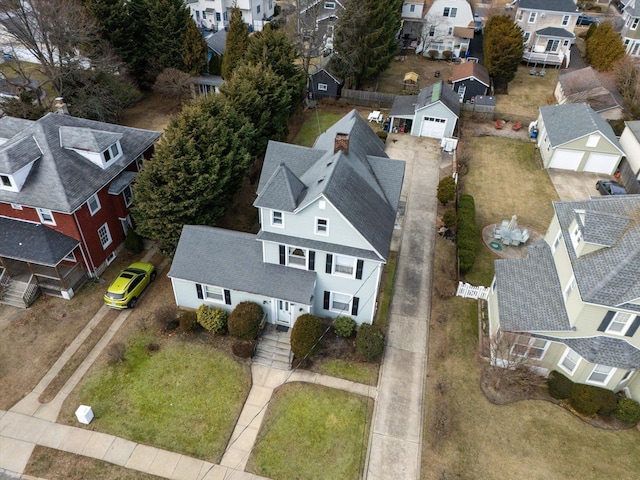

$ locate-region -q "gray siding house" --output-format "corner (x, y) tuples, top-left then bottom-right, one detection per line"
(488, 196), (640, 402)
(168, 110), (405, 327)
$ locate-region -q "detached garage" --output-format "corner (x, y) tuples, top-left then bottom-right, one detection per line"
(537, 104), (624, 176)
(389, 80), (460, 140)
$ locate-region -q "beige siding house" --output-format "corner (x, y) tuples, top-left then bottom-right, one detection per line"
(488, 196), (640, 401)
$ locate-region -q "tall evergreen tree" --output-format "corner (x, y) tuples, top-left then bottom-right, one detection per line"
(586, 21), (625, 72)
(183, 17), (208, 75)
(147, 0), (193, 78)
(483, 15), (524, 83)
(132, 95), (255, 255)
(222, 6), (249, 79)
(331, 0), (403, 87)
(244, 24), (306, 113)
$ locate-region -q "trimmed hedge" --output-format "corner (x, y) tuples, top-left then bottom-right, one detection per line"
(437, 176), (456, 205)
(228, 301), (264, 340)
(615, 397), (640, 424)
(196, 305), (228, 334)
(178, 310), (198, 333)
(356, 324), (385, 361)
(291, 314), (323, 359)
(547, 371), (574, 399)
(569, 383), (618, 416)
(457, 194), (478, 273)
(333, 316), (356, 338)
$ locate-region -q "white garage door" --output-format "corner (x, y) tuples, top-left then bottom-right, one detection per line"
(549, 149), (583, 171)
(583, 153), (619, 175)
(420, 116), (447, 138)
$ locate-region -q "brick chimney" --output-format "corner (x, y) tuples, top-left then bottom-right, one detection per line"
(334, 133), (349, 155)
(55, 97), (69, 115)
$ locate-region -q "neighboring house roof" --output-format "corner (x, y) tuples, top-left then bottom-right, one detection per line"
(309, 55), (343, 83)
(625, 0), (640, 17)
(624, 120), (640, 142)
(0, 113), (161, 213)
(390, 95), (419, 116)
(0, 216), (79, 266)
(451, 62), (490, 87)
(255, 109), (405, 261)
(539, 103), (623, 152)
(518, 0), (579, 12)
(536, 27), (575, 38)
(167, 225), (317, 305)
(205, 29), (226, 55)
(554, 196), (640, 312)
(557, 67), (620, 114)
(453, 26), (474, 39)
(534, 335), (640, 369)
(495, 241), (572, 332)
(416, 80), (461, 116)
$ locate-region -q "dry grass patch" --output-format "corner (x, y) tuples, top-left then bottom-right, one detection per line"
(495, 65), (559, 122)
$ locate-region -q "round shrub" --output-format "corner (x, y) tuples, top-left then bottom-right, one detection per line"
(228, 301), (264, 340)
(547, 371), (574, 399)
(442, 209), (458, 229)
(178, 310), (198, 332)
(376, 130), (388, 143)
(569, 384), (617, 416)
(333, 316), (356, 338)
(615, 397), (640, 424)
(196, 304), (228, 334)
(232, 340), (255, 359)
(437, 176), (456, 205)
(291, 314), (323, 359)
(356, 324), (385, 361)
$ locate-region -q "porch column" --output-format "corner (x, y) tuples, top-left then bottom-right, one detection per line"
(26, 263), (40, 285)
(54, 264), (69, 290)
(0, 256), (10, 275)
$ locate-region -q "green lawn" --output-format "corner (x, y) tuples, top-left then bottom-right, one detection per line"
(247, 383), (373, 480)
(66, 334), (251, 462)
(292, 110), (343, 146)
(315, 359), (379, 385)
(494, 65), (559, 122)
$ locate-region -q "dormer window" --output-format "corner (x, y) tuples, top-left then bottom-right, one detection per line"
(1, 174), (11, 187)
(103, 142), (121, 163)
(570, 224), (582, 250)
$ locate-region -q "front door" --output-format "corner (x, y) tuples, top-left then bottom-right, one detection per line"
(277, 300), (293, 326)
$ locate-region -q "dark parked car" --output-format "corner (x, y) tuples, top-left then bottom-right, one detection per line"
(614, 1), (625, 13)
(596, 180), (627, 195)
(577, 14), (599, 26)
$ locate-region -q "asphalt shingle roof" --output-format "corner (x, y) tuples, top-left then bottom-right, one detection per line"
(625, 120), (640, 142)
(554, 196), (640, 311)
(253, 163), (306, 212)
(168, 226), (317, 305)
(539, 103), (622, 152)
(59, 127), (123, 152)
(536, 27), (575, 38)
(205, 29), (226, 55)
(451, 62), (490, 87)
(0, 135), (41, 173)
(534, 334), (640, 369)
(495, 241), (572, 332)
(558, 67), (619, 114)
(0, 113), (161, 213)
(518, 0), (579, 13)
(0, 217), (79, 266)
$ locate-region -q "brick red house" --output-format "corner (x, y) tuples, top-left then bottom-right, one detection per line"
(0, 110), (160, 307)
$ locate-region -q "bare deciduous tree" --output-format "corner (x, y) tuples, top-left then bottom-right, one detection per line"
(615, 56), (640, 119)
(153, 68), (193, 104)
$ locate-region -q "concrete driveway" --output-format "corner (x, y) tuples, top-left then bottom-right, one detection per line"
(547, 169), (607, 201)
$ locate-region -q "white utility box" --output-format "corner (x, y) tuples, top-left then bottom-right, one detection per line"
(75, 405), (94, 424)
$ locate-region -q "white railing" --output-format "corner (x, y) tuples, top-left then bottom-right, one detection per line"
(456, 281), (490, 300)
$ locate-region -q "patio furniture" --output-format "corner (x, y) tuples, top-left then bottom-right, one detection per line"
(495, 119), (505, 130)
(368, 111), (383, 123)
(512, 121), (522, 131)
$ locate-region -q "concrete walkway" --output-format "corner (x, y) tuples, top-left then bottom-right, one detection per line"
(365, 134), (439, 479)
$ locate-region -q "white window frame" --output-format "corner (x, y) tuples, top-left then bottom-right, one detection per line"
(570, 224), (582, 250)
(63, 251), (76, 262)
(586, 134), (600, 148)
(523, 31), (531, 44)
(315, 217), (329, 235)
(37, 208), (56, 225)
(324, 1), (336, 9)
(0, 174), (12, 189)
(11, 203), (22, 210)
(87, 193), (101, 216)
(443, 6), (450, 16)
(528, 12), (537, 23)
(619, 369), (635, 385)
(257, 4), (260, 14)
(551, 231), (562, 253)
(559, 348), (581, 375)
(123, 184), (133, 207)
(605, 311), (636, 336)
(586, 364), (615, 386)
(563, 276), (577, 302)
(317, 83), (328, 91)
(510, 335), (550, 360)
(333, 254), (356, 277)
(450, 7), (457, 17)
(633, 18), (639, 30)
(271, 210), (284, 227)
(103, 142), (121, 163)
(410, 4), (415, 12)
(562, 15), (569, 26)
(98, 223), (112, 249)
(330, 291), (352, 313)
(288, 246), (308, 269)
(204, 285), (224, 303)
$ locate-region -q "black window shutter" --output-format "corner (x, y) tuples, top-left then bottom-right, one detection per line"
(279, 245), (285, 265)
(626, 316), (640, 337)
(355, 260), (364, 279)
(325, 254), (333, 273)
(323, 291), (330, 310)
(597, 311), (615, 332)
(224, 289), (231, 305)
(309, 250), (315, 271)
(196, 284), (203, 299)
(351, 297), (359, 316)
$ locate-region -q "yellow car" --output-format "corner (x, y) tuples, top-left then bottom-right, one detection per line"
(104, 262), (156, 309)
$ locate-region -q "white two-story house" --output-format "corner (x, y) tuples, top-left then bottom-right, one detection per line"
(168, 110), (406, 328)
(515, 0), (578, 67)
(421, 0), (474, 58)
(488, 196), (640, 401)
(185, 0), (274, 32)
(401, 1), (427, 44)
(620, 0), (640, 57)
(298, 0), (345, 55)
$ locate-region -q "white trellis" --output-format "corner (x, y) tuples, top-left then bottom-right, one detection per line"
(456, 281), (490, 300)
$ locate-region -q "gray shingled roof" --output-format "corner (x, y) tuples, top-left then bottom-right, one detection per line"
(495, 241), (572, 332)
(168, 226), (317, 305)
(539, 104), (622, 152)
(256, 109), (405, 261)
(257, 231), (381, 261)
(518, 0), (578, 13)
(534, 334), (640, 369)
(558, 68), (619, 114)
(59, 127), (123, 152)
(416, 81), (461, 116)
(0, 217), (79, 266)
(108, 171), (137, 195)
(253, 163), (306, 212)
(625, 0), (640, 17)
(554, 196), (640, 311)
(578, 210), (631, 246)
(625, 120), (640, 142)
(0, 116), (33, 139)
(536, 27), (575, 38)
(0, 112), (160, 213)
(0, 136), (41, 173)
(205, 29), (226, 55)
(390, 95), (419, 117)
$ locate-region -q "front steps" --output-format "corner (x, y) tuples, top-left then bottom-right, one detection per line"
(253, 325), (292, 370)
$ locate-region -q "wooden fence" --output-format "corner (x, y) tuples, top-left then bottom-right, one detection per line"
(340, 89), (396, 108)
(461, 102), (495, 119)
